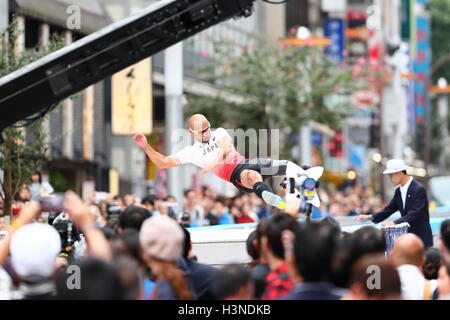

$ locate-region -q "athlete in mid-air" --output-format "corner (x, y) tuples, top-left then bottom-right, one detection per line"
(134, 114), (303, 210)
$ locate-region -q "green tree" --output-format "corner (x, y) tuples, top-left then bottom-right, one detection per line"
(186, 40), (371, 159)
(430, 0), (450, 83)
(429, 0), (450, 166)
(0, 17), (64, 216)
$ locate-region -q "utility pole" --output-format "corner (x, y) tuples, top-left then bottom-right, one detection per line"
(0, 0), (6, 197)
(378, 85), (386, 201)
(425, 52), (450, 186)
(164, 42), (184, 206)
(437, 89), (449, 174)
(429, 78), (450, 175)
(425, 76), (430, 190)
(300, 124), (312, 166)
(0, 0), (7, 34)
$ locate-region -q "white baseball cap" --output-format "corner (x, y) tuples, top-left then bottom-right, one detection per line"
(383, 159), (407, 175)
(10, 223), (61, 278)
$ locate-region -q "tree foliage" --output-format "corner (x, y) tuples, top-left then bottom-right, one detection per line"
(429, 0), (450, 166)
(430, 0), (450, 83)
(0, 17), (64, 216)
(186, 40), (371, 159)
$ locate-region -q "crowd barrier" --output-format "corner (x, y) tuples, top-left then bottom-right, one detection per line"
(189, 206), (450, 266)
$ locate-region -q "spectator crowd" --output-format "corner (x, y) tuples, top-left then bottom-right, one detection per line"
(1, 173), (389, 230)
(0, 176), (449, 300)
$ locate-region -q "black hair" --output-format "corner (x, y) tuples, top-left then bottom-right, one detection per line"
(32, 171), (42, 183)
(184, 189), (195, 197)
(164, 195), (176, 201)
(349, 226), (386, 254)
(444, 256), (450, 279)
(246, 230), (260, 262)
(402, 170), (408, 174)
(332, 226), (386, 288)
(181, 226), (191, 258)
(119, 206), (151, 231)
(440, 219), (450, 252)
(257, 214), (298, 260)
(211, 264), (251, 300)
(215, 198), (225, 205)
(255, 219), (268, 252)
(13, 187), (29, 201)
(112, 256), (142, 300)
(104, 220), (120, 234)
(141, 194), (157, 206)
(423, 247), (441, 280)
(56, 257), (123, 299)
(99, 227), (118, 240)
(119, 229), (142, 263)
(319, 216), (342, 235)
(349, 254), (401, 298)
(293, 222), (340, 282)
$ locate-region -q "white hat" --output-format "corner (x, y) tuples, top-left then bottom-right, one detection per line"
(383, 159), (407, 175)
(139, 215), (184, 262)
(10, 222), (61, 278)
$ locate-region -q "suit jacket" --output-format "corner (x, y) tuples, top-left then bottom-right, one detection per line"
(371, 179), (433, 247)
(179, 257), (215, 300)
(283, 282), (345, 300)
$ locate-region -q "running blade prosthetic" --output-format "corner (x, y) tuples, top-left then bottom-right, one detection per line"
(262, 191), (286, 210)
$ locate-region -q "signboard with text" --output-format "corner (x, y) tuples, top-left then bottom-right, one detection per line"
(324, 18), (345, 61)
(112, 59), (153, 135)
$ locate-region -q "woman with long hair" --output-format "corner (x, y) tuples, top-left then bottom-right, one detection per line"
(139, 215), (192, 300)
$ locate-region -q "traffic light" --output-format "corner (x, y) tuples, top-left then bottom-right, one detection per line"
(369, 111), (380, 148)
(347, 169), (357, 187)
(328, 129), (344, 158)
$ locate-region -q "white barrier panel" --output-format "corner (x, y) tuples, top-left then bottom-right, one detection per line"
(189, 212), (450, 267)
(190, 226), (255, 267)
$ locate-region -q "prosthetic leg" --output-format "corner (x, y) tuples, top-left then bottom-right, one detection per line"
(280, 161), (324, 219)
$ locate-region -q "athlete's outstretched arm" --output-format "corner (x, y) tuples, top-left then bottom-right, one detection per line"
(134, 133), (182, 169)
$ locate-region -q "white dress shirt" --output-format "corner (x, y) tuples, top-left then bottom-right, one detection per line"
(397, 264), (437, 300)
(0, 267), (12, 300)
(399, 177), (413, 210)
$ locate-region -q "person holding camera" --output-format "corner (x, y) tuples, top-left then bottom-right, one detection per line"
(182, 189), (205, 227)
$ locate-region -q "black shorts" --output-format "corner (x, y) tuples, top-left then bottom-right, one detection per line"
(229, 158), (289, 193)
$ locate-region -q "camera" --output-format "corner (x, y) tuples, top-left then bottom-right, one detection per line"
(180, 211), (191, 228)
(298, 200), (310, 214)
(166, 202), (181, 220)
(106, 203), (122, 222)
(51, 212), (80, 260)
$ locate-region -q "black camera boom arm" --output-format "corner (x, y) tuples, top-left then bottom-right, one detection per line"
(0, 0), (256, 132)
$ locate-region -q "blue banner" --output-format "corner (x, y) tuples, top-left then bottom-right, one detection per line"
(324, 18), (345, 61)
(412, 15), (430, 125)
(311, 130), (323, 147)
(348, 142), (366, 171)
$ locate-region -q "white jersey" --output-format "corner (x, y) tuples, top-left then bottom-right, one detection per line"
(175, 128), (244, 181)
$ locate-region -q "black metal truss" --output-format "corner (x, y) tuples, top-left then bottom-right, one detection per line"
(0, 0), (255, 132)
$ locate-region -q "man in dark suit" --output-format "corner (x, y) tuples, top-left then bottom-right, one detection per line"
(356, 159), (433, 247)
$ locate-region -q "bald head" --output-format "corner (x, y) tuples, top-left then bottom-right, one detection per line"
(391, 234), (425, 267)
(188, 114), (211, 143)
(188, 114), (209, 132)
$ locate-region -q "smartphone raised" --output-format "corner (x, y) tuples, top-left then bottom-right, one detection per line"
(40, 193), (65, 213)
